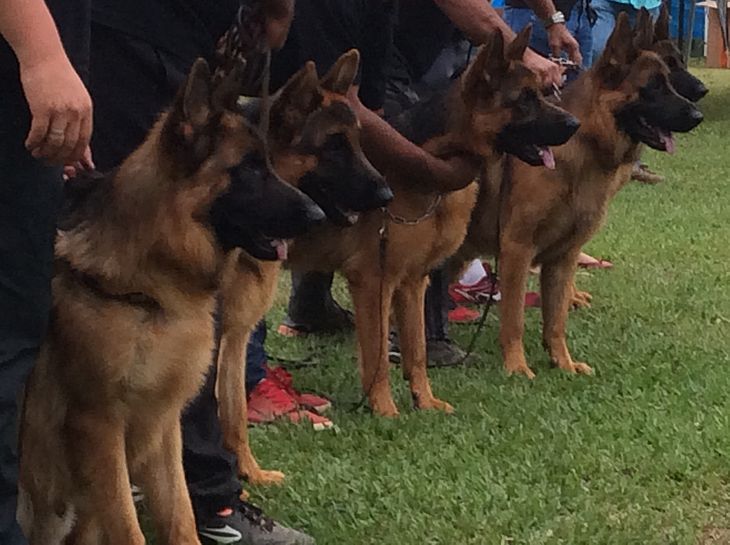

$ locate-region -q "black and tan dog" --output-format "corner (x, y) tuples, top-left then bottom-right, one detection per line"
(17, 59), (323, 545)
(455, 13), (703, 380)
(216, 51), (391, 485)
(288, 28), (578, 417)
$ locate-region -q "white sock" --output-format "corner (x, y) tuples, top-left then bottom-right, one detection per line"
(459, 259), (486, 286)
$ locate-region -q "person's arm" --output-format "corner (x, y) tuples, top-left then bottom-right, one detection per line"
(347, 88), (480, 193)
(0, 0), (92, 164)
(432, 0), (576, 86)
(522, 0), (582, 63)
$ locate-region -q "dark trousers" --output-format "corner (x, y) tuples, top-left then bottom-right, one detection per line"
(0, 91), (63, 545)
(89, 26), (242, 521)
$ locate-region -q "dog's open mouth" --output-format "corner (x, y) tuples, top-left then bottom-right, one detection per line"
(243, 232), (289, 261)
(637, 116), (676, 153)
(512, 144), (556, 169)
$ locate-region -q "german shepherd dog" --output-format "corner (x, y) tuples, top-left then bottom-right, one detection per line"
(287, 28), (579, 417)
(18, 59), (323, 545)
(455, 13), (703, 380)
(216, 51), (391, 485)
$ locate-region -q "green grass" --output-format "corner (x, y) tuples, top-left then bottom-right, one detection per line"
(153, 69), (730, 545)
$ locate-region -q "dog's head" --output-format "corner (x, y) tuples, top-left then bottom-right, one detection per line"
(460, 26), (580, 168)
(647, 6), (708, 102)
(162, 58), (325, 261)
(268, 50), (393, 227)
(594, 13), (703, 153)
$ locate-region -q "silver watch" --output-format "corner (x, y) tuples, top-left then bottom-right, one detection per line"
(543, 10), (566, 27)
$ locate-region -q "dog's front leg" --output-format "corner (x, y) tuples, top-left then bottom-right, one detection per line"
(498, 238), (537, 379)
(134, 419), (201, 545)
(65, 408), (145, 545)
(394, 278), (454, 413)
(541, 253), (593, 375)
(218, 327), (285, 485)
(349, 275), (398, 417)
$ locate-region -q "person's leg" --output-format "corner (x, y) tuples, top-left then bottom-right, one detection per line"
(503, 7), (551, 57)
(424, 267), (474, 366)
(245, 321), (268, 393)
(568, 2), (594, 68)
(280, 271), (353, 336)
(591, 0), (617, 61)
(0, 97), (62, 545)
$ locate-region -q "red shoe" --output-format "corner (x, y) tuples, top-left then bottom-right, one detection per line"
(267, 366), (332, 413)
(247, 377), (297, 425)
(287, 408), (334, 431)
(448, 276), (500, 305)
(448, 305), (481, 323)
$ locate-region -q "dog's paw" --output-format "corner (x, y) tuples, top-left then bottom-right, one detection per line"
(246, 469), (286, 486)
(505, 361), (536, 380)
(571, 362), (594, 375)
(571, 290), (593, 309)
(416, 396), (455, 414)
(371, 397), (400, 418)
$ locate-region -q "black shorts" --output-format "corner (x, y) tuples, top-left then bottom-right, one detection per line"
(271, 0), (397, 110)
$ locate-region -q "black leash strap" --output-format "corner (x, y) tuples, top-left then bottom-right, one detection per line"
(457, 156), (513, 366)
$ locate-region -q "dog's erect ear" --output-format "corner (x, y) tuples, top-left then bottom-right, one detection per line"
(595, 12), (636, 85)
(211, 59), (246, 112)
(320, 49), (360, 95)
(274, 61), (322, 113)
(506, 25), (532, 62)
(270, 61), (323, 143)
(183, 58), (212, 128)
(655, 2), (670, 42)
(634, 8), (654, 50)
(462, 32), (507, 98)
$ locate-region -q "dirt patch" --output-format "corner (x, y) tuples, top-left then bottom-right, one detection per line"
(699, 527), (730, 545)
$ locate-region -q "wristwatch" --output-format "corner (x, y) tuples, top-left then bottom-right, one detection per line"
(543, 11), (566, 27)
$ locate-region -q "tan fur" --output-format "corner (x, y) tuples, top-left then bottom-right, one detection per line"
(19, 62), (255, 545)
(286, 33), (544, 416)
(453, 21), (669, 379)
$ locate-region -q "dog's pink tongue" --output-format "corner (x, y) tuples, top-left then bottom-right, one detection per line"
(659, 131), (676, 154)
(272, 240), (288, 261)
(539, 147), (556, 170)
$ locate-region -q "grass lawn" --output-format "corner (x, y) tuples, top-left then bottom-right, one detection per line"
(149, 69), (730, 545)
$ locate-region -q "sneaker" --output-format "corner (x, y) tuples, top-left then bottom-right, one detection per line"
(199, 501), (315, 545)
(277, 301), (354, 337)
(266, 366), (332, 413)
(426, 338), (475, 367)
(631, 162), (664, 184)
(447, 305), (481, 323)
(449, 276), (500, 305)
(248, 378), (333, 431)
(247, 377), (297, 425)
(389, 334), (474, 367)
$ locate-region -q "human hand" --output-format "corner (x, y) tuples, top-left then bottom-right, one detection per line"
(63, 146), (95, 179)
(522, 48), (565, 88)
(547, 23), (582, 65)
(262, 0), (294, 49)
(21, 55), (92, 165)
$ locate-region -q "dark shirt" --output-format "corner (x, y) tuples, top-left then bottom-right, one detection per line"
(270, 0), (397, 110)
(393, 1), (457, 82)
(91, 0), (241, 64)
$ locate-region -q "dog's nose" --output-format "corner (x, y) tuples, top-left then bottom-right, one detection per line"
(376, 184), (394, 205)
(696, 83), (709, 100)
(305, 202), (326, 225)
(565, 115), (581, 134)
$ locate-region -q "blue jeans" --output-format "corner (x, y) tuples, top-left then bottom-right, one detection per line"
(591, 0), (660, 61)
(504, 1), (595, 69)
(246, 321), (268, 391)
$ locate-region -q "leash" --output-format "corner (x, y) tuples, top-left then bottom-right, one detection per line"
(456, 156), (513, 366)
